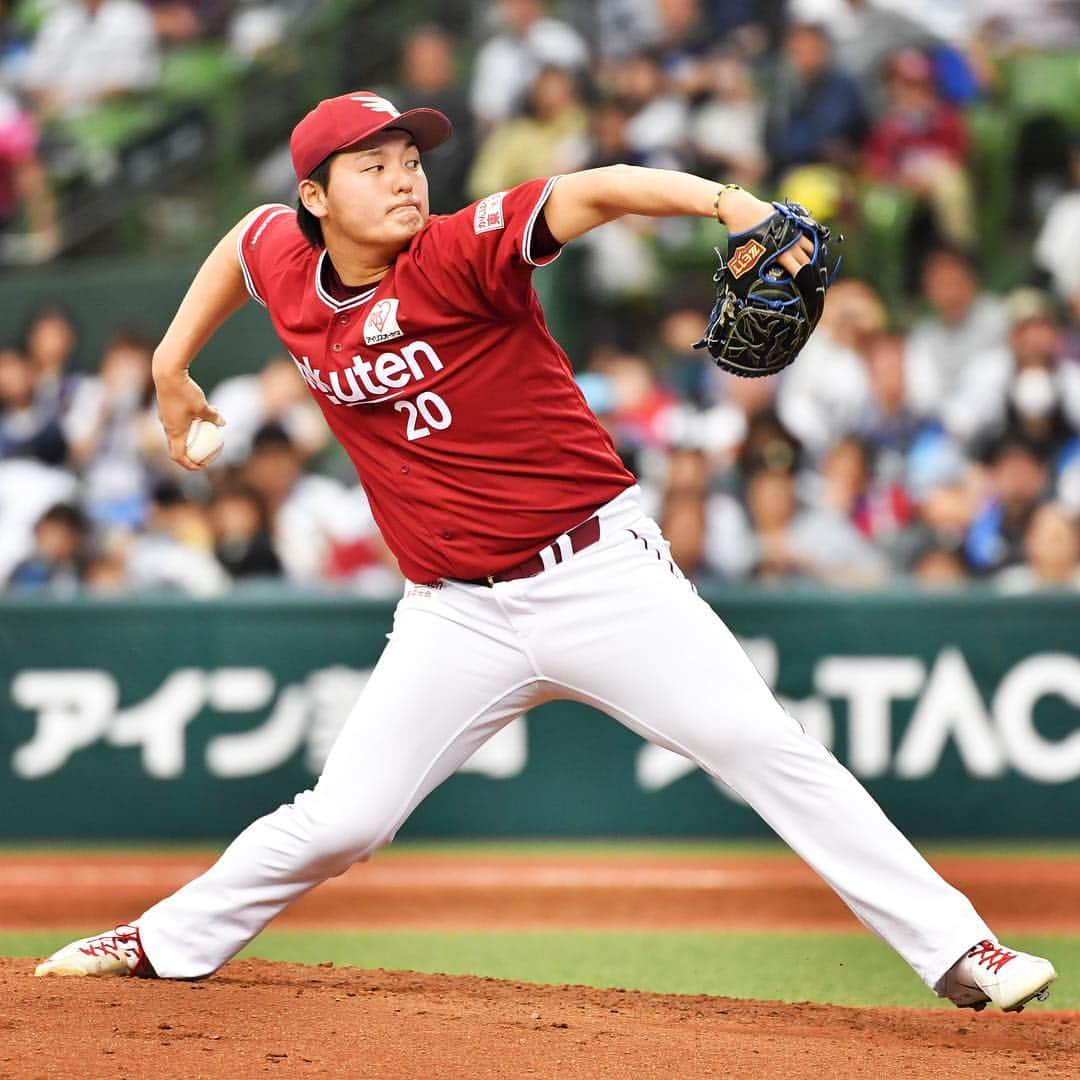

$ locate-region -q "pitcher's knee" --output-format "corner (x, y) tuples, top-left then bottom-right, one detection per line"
(274, 792), (396, 878)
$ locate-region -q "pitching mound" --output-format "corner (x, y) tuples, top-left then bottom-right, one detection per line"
(8, 957), (1079, 1079)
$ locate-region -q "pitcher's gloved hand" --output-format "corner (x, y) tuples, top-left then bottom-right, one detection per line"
(694, 200), (840, 378)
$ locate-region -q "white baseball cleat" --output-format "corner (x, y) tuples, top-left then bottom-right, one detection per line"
(34, 925), (155, 978)
(943, 940), (1057, 1012)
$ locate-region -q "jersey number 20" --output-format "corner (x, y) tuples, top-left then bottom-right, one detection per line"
(394, 391), (453, 441)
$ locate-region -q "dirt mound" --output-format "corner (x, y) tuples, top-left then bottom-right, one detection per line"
(5, 958), (1078, 1079)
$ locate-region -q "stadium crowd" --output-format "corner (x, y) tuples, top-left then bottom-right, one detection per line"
(2, 0), (1080, 595)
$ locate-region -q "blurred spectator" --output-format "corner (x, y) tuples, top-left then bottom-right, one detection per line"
(0, 456), (79, 583)
(227, 3), (292, 60)
(586, 95), (649, 169)
(659, 445), (754, 581)
(570, 69), (682, 328)
(974, 290), (1080, 464)
(901, 428), (978, 572)
(0, 0), (26, 78)
(605, 49), (690, 167)
(588, 351), (677, 454)
(830, 433), (913, 547)
(743, 455), (885, 587)
(1034, 135), (1080, 311)
(995, 501), (1080, 592)
(737, 408), (803, 480)
(467, 66), (589, 200)
(0, 87), (58, 262)
(687, 49), (766, 184)
(1060, 437), (1080, 514)
(863, 48), (974, 249)
(745, 466), (804, 583)
(776, 279), (885, 458)
(124, 479), (229, 596)
(469, 0), (589, 132)
(0, 346), (66, 465)
(905, 247), (1009, 439)
(855, 330), (925, 480)
(650, 0), (712, 93)
(20, 0), (161, 118)
(790, 0), (937, 115)
(977, 0), (1080, 52)
(744, 458), (890, 587)
(574, 220), (663, 323)
(6, 502), (89, 593)
(966, 435), (1048, 575)
(764, 23), (868, 179)
(242, 423), (398, 593)
(390, 24), (474, 213)
(209, 355), (328, 469)
(703, 0), (785, 58)
(145, 0), (227, 43)
(912, 542), (970, 589)
(655, 305), (770, 464)
(83, 548), (129, 594)
(64, 328), (163, 529)
(792, 437), (892, 585)
(658, 446), (708, 575)
(594, 0), (663, 61)
(208, 482), (282, 580)
(21, 302), (80, 418)
(865, 0), (982, 50)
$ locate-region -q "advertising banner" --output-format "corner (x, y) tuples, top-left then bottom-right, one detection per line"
(1, 591), (1077, 839)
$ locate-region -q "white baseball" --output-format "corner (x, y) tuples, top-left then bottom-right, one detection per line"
(185, 418), (224, 465)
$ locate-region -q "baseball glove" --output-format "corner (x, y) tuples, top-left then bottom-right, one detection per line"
(694, 200), (839, 378)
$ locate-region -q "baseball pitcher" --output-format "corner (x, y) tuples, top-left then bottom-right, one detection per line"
(37, 91), (1055, 1013)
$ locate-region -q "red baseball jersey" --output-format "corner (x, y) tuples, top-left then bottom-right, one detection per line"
(237, 177), (634, 583)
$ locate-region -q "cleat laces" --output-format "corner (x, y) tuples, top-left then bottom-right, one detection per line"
(75, 926), (145, 969)
(967, 940), (1017, 975)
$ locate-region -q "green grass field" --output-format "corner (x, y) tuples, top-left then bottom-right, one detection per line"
(4, 930), (1075, 1010)
(4, 841), (1076, 1009)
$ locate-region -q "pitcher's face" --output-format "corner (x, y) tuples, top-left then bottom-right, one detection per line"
(301, 130), (429, 254)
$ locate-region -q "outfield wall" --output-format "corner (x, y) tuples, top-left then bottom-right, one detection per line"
(1, 591), (1078, 840)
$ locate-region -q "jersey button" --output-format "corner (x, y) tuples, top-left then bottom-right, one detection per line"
(338, 315), (349, 325)
(441, 530), (453, 540)
(400, 465), (409, 475)
(331, 343), (343, 352)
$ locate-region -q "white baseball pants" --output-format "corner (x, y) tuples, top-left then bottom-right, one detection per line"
(137, 485), (991, 990)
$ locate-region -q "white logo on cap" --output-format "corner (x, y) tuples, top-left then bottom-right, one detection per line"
(350, 94), (399, 117)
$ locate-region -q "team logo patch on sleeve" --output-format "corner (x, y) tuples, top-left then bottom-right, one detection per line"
(474, 192), (506, 234)
(728, 238), (767, 279)
(364, 298), (404, 345)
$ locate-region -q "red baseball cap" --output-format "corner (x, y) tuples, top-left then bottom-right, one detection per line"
(290, 91), (452, 182)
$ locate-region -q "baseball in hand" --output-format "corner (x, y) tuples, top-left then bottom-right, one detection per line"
(185, 418), (224, 465)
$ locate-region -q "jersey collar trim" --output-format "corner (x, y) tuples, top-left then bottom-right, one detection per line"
(314, 250), (380, 312)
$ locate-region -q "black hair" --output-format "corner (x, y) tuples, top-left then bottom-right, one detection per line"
(103, 325), (154, 354)
(152, 479), (187, 507)
(19, 300), (79, 355)
(920, 243), (980, 278)
(251, 420), (296, 454)
(37, 503), (89, 535)
(209, 482), (272, 529)
(296, 154), (336, 249)
(981, 432), (1046, 468)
